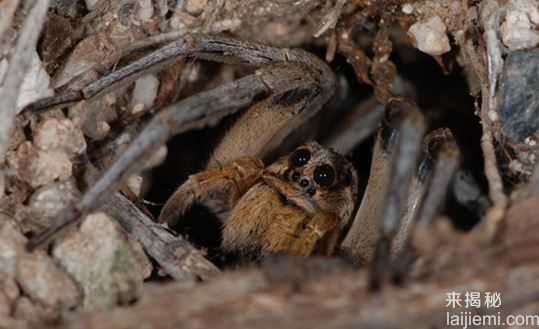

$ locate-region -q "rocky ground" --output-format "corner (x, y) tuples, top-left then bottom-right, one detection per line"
(1, 0), (539, 328)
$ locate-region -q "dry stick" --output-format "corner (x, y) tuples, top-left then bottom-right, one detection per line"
(478, 1), (508, 240)
(104, 193), (219, 281)
(0, 0), (49, 163)
(456, 5), (507, 242)
(480, 87), (508, 240)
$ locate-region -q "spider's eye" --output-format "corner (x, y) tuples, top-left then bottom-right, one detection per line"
(290, 148), (311, 167)
(313, 164), (335, 187)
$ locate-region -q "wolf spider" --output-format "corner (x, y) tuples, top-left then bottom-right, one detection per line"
(26, 34), (460, 285)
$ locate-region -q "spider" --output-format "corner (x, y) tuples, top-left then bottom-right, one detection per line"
(25, 34), (460, 284)
(159, 142), (358, 258)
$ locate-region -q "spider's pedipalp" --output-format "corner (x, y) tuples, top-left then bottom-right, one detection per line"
(158, 157), (264, 226)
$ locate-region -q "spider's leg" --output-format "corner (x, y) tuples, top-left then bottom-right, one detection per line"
(27, 46), (334, 250)
(158, 157), (264, 226)
(391, 129), (460, 282)
(342, 99), (425, 263)
(26, 72), (269, 250)
(415, 129), (460, 226)
(24, 34), (333, 114)
(369, 99), (427, 289)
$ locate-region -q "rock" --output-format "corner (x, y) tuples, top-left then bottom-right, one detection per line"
(17, 179), (81, 231)
(402, 3), (414, 15)
(68, 93), (120, 140)
(170, 11), (198, 31)
(500, 0), (539, 50)
(0, 273), (19, 318)
(27, 180), (80, 217)
(0, 52), (53, 112)
(131, 74), (159, 113)
(33, 118), (86, 156)
(85, 0), (99, 10)
(128, 238), (153, 280)
(7, 142), (72, 188)
(53, 213), (143, 310)
(0, 275), (19, 306)
(0, 53), (53, 112)
(53, 23), (143, 88)
(499, 49), (539, 142)
(0, 219), (26, 277)
(408, 16), (451, 56)
(0, 289), (10, 317)
(50, 0), (87, 18)
(126, 175), (144, 197)
(143, 145), (167, 170)
(184, 0), (208, 15)
(13, 296), (58, 324)
(0, 171), (4, 200)
(0, 219), (80, 310)
(137, 0), (154, 21)
(16, 251), (81, 310)
(16, 52), (54, 110)
(0, 59), (7, 83)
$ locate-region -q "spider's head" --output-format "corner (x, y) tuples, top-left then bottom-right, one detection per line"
(267, 142), (359, 224)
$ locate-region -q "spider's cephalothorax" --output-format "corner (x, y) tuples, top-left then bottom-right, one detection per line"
(159, 142), (358, 258)
(224, 142), (358, 258)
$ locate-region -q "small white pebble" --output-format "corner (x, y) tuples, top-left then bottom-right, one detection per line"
(500, 0), (539, 50)
(85, 0), (99, 10)
(0, 171), (4, 200)
(488, 110), (499, 122)
(127, 175), (144, 196)
(524, 136), (536, 146)
(0, 59), (7, 82)
(131, 74), (159, 111)
(402, 3), (414, 14)
(143, 146), (168, 170)
(132, 103), (145, 114)
(184, 0), (208, 15)
(408, 16), (451, 56)
(99, 122), (111, 135)
(14, 52), (53, 111)
(138, 0), (154, 21)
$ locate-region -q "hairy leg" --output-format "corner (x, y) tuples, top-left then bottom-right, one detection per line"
(159, 157), (264, 226)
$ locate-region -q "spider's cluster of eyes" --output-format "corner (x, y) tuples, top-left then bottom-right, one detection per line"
(284, 148), (336, 196)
